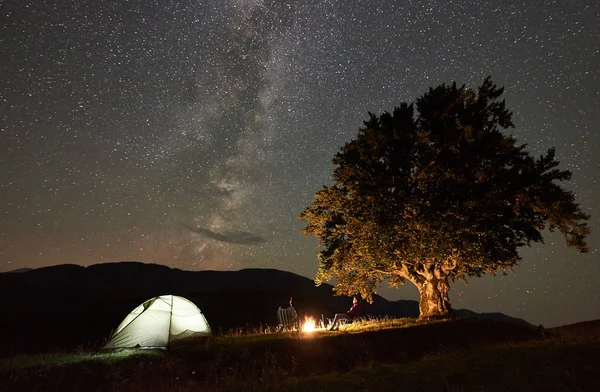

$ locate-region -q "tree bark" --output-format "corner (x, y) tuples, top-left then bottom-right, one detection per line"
(417, 276), (452, 318)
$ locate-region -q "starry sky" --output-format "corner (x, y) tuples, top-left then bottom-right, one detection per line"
(1, 0), (598, 327)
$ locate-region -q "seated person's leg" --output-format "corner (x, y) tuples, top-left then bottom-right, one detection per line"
(329, 313), (348, 330)
(328, 315), (337, 330)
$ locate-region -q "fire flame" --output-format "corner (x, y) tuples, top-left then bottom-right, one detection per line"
(302, 316), (316, 333)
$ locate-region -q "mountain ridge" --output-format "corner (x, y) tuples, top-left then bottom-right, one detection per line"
(0, 261), (532, 355)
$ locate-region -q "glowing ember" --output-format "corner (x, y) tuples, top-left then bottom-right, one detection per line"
(302, 316), (316, 333)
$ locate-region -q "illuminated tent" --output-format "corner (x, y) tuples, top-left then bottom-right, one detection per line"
(102, 295), (212, 350)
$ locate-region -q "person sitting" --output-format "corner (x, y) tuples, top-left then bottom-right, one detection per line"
(277, 296), (298, 331)
(328, 296), (360, 331)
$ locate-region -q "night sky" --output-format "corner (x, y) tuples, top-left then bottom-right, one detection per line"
(1, 0), (598, 327)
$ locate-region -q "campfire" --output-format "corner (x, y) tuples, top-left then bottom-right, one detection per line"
(301, 316), (317, 333)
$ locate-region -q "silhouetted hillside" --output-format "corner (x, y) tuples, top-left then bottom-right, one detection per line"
(548, 319), (600, 340)
(0, 261), (531, 355)
(5, 268), (33, 273)
(453, 309), (533, 328)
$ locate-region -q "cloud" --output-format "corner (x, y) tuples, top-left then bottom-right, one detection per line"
(185, 225), (267, 245)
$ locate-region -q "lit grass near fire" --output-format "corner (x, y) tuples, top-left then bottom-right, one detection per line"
(0, 317), (423, 371)
(1, 318), (599, 391)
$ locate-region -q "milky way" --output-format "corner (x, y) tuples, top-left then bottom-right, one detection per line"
(1, 0), (599, 326)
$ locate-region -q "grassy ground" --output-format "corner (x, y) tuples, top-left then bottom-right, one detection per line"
(1, 317), (598, 391)
(278, 340), (600, 392)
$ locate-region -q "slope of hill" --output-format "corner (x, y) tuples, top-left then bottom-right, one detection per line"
(453, 309), (534, 328)
(548, 319), (600, 341)
(5, 268), (33, 273)
(0, 261), (531, 355)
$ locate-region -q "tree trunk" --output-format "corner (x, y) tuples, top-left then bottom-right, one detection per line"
(417, 276), (452, 318)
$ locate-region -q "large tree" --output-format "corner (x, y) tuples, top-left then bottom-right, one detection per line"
(299, 78), (590, 318)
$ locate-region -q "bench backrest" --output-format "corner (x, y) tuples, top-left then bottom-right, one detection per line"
(277, 306), (296, 326)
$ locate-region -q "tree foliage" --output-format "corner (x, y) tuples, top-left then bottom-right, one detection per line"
(299, 77), (590, 317)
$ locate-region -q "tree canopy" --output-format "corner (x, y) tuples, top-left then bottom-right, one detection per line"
(299, 77), (590, 318)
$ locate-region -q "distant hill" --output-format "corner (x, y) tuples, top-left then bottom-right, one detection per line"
(453, 309), (534, 328)
(548, 319), (600, 340)
(0, 261), (532, 355)
(5, 268), (33, 273)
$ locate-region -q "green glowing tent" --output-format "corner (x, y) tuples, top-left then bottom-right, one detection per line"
(102, 295), (212, 350)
